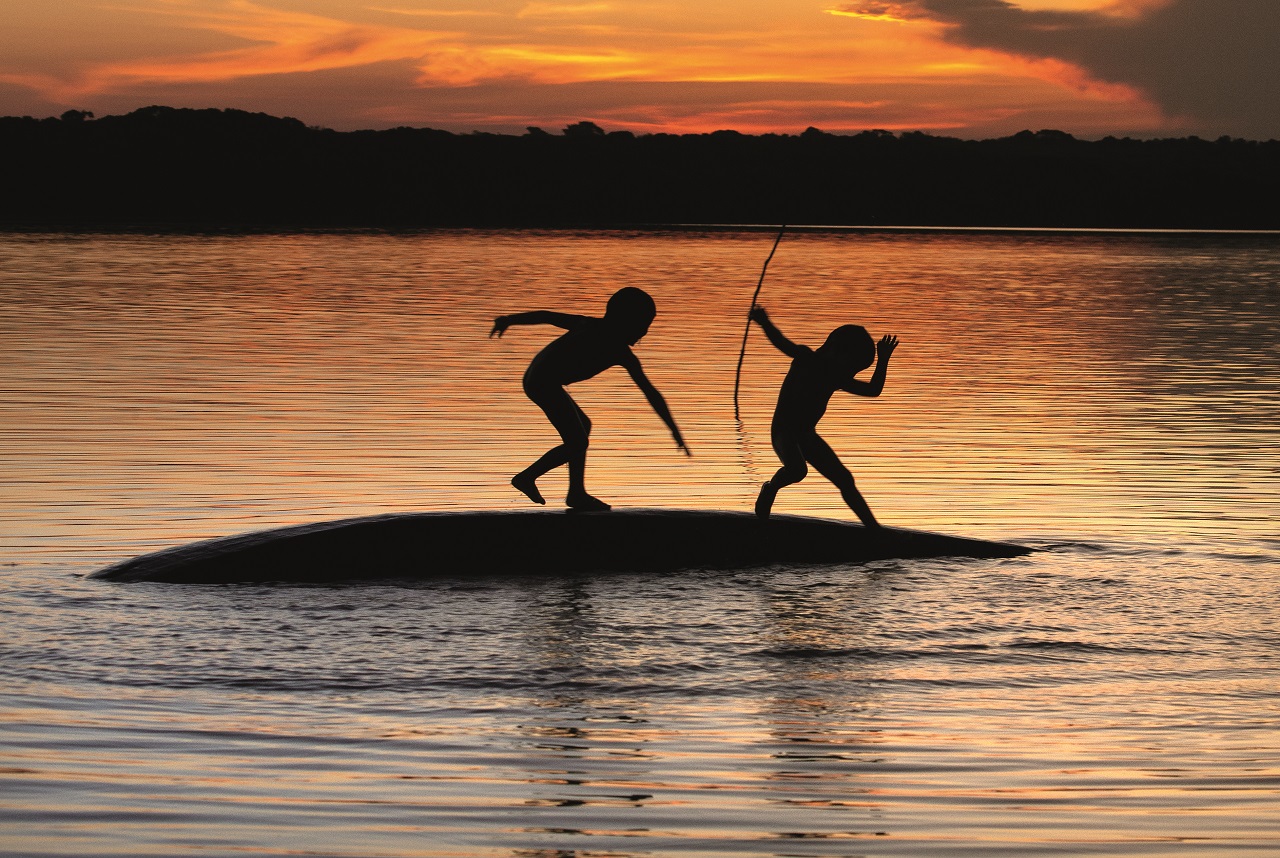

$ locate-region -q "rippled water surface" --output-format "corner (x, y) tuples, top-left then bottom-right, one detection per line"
(2, 229), (1278, 856)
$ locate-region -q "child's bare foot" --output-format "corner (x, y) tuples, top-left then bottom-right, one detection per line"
(512, 474), (545, 505)
(754, 482), (777, 519)
(566, 492), (611, 512)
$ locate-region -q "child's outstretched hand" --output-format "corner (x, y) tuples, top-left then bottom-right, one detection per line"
(878, 334), (899, 359)
(749, 305), (770, 325)
(489, 316), (510, 338)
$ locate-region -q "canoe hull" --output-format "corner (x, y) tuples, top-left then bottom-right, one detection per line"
(89, 508), (1031, 584)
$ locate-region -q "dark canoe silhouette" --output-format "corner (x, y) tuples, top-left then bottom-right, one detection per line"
(89, 508), (1031, 584)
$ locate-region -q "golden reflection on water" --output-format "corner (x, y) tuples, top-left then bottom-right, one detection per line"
(2, 518), (1278, 858)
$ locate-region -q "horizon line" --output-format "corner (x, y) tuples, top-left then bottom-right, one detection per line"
(11, 106), (1279, 146)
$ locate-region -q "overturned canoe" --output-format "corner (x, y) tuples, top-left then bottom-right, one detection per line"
(89, 508), (1031, 584)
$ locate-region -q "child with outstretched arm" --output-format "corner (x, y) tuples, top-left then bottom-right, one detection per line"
(749, 305), (898, 527)
(490, 287), (689, 512)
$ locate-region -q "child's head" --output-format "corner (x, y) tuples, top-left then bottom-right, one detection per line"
(605, 287), (656, 344)
(819, 324), (876, 372)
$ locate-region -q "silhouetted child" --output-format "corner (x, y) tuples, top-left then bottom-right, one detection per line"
(749, 305), (898, 527)
(490, 287), (689, 511)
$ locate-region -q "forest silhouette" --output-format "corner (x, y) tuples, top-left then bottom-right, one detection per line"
(3, 106), (1277, 229)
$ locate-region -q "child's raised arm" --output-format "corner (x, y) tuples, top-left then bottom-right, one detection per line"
(490, 311), (590, 338)
(843, 334), (899, 397)
(750, 306), (808, 360)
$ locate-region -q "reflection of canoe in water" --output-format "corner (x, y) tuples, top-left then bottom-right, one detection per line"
(90, 508), (1032, 584)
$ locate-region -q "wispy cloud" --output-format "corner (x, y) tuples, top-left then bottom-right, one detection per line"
(826, 3), (931, 22)
(367, 5), (502, 18)
(517, 2), (613, 18)
(1, 1), (450, 98)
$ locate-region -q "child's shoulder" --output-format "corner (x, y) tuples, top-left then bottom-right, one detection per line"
(556, 316), (626, 350)
(791, 343), (817, 361)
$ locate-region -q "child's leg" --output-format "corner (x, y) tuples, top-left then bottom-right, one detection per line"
(800, 434), (880, 528)
(517, 382), (606, 509)
(756, 428), (808, 519)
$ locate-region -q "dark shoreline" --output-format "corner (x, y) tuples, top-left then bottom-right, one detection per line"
(5, 106), (1279, 231)
(3, 224), (1277, 239)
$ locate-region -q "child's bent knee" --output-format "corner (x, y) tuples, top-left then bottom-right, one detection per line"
(775, 464), (807, 486)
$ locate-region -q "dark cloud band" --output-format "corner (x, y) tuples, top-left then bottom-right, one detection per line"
(912, 0), (1279, 139)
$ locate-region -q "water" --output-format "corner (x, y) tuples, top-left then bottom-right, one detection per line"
(2, 229), (1278, 856)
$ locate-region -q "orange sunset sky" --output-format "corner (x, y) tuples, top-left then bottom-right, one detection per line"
(2, 0), (1277, 139)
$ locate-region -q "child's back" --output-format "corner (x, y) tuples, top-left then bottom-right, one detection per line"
(525, 318), (638, 388)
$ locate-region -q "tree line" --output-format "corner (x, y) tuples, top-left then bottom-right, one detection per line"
(2, 105), (1277, 229)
